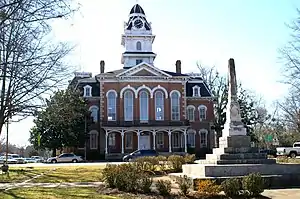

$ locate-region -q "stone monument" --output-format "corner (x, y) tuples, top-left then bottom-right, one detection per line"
(196, 58), (275, 164)
(170, 58), (300, 188)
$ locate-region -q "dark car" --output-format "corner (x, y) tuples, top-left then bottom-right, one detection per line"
(123, 149), (158, 162)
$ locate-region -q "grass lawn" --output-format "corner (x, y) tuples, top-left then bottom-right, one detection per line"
(0, 187), (119, 199)
(276, 157), (300, 164)
(0, 165), (105, 183)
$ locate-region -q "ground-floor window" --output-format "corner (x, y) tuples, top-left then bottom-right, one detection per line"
(200, 130), (208, 148)
(108, 133), (116, 146)
(172, 132), (181, 148)
(156, 132), (164, 148)
(187, 131), (195, 148)
(89, 131), (98, 149)
(125, 132), (133, 149)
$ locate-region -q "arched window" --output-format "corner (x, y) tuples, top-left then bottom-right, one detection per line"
(124, 90), (134, 121)
(139, 90), (149, 121)
(171, 91), (180, 121)
(89, 106), (99, 122)
(89, 130), (98, 149)
(199, 129), (208, 148)
(107, 91), (117, 121)
(198, 105), (207, 120)
(155, 91), (164, 120)
(187, 129), (196, 148)
(186, 105), (195, 121)
(136, 41), (142, 50)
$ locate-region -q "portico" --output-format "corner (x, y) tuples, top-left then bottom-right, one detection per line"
(103, 126), (190, 155)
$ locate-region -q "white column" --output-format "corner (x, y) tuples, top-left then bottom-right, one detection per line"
(168, 130), (172, 152)
(105, 130), (108, 154)
(137, 130), (140, 150)
(184, 129), (187, 153)
(121, 130), (124, 154)
(152, 130), (156, 150)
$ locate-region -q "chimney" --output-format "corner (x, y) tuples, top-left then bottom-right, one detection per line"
(175, 60), (181, 74)
(100, 60), (105, 73)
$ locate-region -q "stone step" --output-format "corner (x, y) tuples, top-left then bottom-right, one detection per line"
(195, 158), (275, 165)
(213, 147), (259, 154)
(206, 152), (267, 160)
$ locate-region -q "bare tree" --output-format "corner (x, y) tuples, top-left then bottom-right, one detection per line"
(0, 0), (80, 135)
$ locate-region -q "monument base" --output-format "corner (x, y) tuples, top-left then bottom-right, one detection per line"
(197, 135), (276, 165)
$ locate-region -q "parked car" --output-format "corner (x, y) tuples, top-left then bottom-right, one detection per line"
(31, 156), (44, 163)
(0, 156), (18, 164)
(47, 153), (84, 163)
(24, 158), (37, 163)
(123, 149), (158, 162)
(276, 142), (300, 158)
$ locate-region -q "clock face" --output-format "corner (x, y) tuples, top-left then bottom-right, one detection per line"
(134, 19), (143, 29)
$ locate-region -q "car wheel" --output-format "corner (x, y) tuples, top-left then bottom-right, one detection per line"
(128, 158), (132, 162)
(51, 159), (57, 164)
(290, 152), (297, 159)
(72, 159), (78, 163)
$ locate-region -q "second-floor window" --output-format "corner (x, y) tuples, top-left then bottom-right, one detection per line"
(89, 106), (99, 122)
(198, 105), (207, 120)
(186, 105), (195, 121)
(107, 91), (117, 121)
(171, 91), (180, 121)
(124, 90), (134, 121)
(155, 91), (164, 120)
(139, 90), (149, 122)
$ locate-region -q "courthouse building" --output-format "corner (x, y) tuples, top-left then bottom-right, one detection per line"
(71, 4), (215, 160)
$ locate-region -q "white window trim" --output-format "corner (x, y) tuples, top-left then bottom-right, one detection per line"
(170, 90), (181, 121)
(156, 132), (164, 148)
(89, 131), (98, 150)
(155, 91), (164, 121)
(186, 105), (195, 121)
(125, 132), (133, 149)
(198, 105), (207, 121)
(192, 85), (201, 97)
(89, 105), (99, 123)
(83, 85), (92, 97)
(187, 129), (196, 148)
(106, 90), (117, 121)
(199, 129), (208, 148)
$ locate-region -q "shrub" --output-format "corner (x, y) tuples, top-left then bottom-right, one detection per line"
(138, 173), (153, 194)
(114, 164), (141, 192)
(155, 179), (172, 196)
(134, 156), (159, 173)
(176, 175), (192, 196)
(156, 155), (168, 172)
(101, 164), (118, 188)
(168, 155), (185, 172)
(242, 173), (264, 197)
(221, 178), (241, 197)
(184, 154), (196, 164)
(197, 179), (221, 196)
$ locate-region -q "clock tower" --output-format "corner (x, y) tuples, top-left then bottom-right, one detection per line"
(121, 4), (156, 69)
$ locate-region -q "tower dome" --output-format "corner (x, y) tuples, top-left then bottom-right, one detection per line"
(130, 4), (145, 15)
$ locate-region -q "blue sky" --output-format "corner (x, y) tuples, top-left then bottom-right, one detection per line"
(4, 0), (300, 146)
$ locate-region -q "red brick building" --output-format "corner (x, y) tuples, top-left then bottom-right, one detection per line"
(71, 4), (215, 160)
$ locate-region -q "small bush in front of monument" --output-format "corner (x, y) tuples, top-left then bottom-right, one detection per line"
(176, 175), (193, 196)
(101, 164), (118, 188)
(155, 179), (172, 196)
(221, 178), (241, 197)
(184, 154), (196, 164)
(168, 155), (185, 172)
(197, 179), (221, 197)
(242, 173), (264, 197)
(138, 173), (153, 194)
(156, 155), (168, 172)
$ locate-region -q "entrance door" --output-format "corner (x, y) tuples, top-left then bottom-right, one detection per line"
(139, 135), (150, 149)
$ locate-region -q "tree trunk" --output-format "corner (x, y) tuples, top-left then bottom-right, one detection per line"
(52, 148), (56, 157)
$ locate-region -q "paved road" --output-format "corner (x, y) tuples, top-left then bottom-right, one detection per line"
(8, 162), (125, 167)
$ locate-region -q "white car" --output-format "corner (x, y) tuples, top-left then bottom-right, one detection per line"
(31, 156), (44, 163)
(47, 153), (84, 163)
(24, 158), (37, 163)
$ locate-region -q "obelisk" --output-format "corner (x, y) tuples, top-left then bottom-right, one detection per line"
(222, 58), (247, 137)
